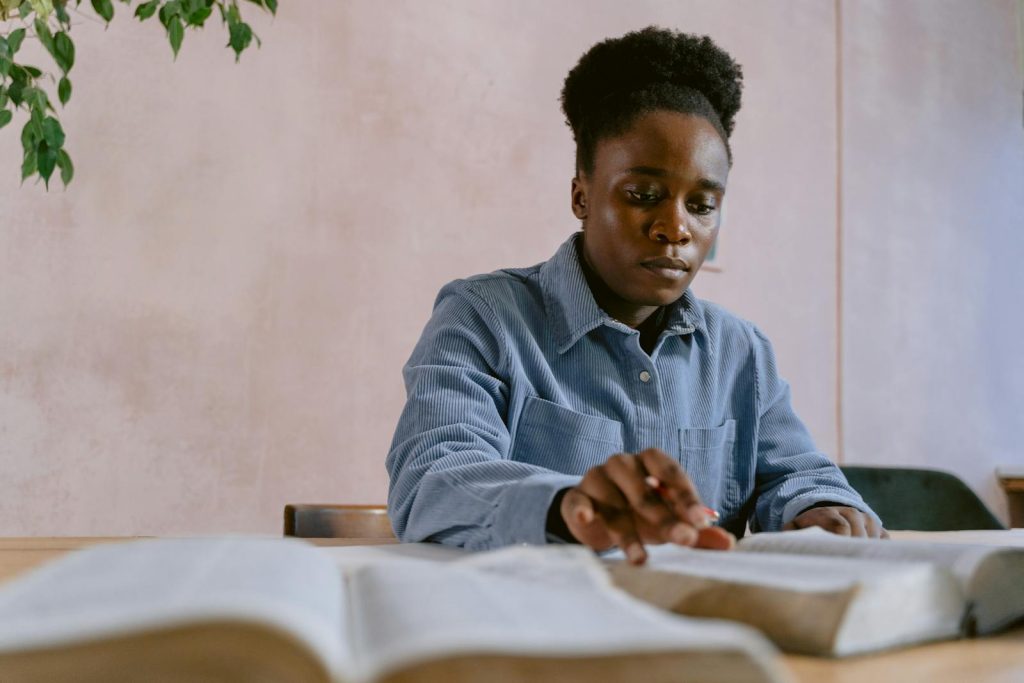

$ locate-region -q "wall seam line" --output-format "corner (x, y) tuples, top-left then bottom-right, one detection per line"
(835, 0), (846, 464)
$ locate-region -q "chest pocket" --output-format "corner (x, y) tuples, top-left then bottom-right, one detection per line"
(679, 419), (738, 513)
(511, 397), (624, 474)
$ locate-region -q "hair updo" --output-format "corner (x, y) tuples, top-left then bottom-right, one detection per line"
(560, 26), (744, 175)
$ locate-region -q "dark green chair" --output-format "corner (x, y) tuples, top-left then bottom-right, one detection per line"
(840, 466), (1005, 531)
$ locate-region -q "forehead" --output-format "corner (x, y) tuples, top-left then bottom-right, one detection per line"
(591, 111), (730, 183)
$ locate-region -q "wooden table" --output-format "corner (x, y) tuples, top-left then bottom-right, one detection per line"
(2, 536), (1022, 683)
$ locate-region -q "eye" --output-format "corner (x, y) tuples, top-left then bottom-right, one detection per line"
(625, 189), (662, 204)
(687, 198), (718, 216)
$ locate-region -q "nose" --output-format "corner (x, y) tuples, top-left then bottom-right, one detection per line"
(649, 199), (692, 244)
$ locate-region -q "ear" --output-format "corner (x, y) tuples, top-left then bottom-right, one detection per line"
(571, 175), (589, 222)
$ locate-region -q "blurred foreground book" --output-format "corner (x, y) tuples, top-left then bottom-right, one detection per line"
(608, 527), (1024, 656)
(0, 537), (788, 683)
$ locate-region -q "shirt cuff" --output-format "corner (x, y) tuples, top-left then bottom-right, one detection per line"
(492, 471), (581, 546)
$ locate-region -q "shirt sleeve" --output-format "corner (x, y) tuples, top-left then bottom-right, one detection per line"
(748, 325), (882, 531)
(385, 280), (580, 550)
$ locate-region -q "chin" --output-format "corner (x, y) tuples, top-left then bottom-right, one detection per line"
(634, 287), (688, 307)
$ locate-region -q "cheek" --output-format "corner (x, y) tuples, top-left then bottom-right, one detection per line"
(592, 201), (647, 239)
(695, 222), (719, 247)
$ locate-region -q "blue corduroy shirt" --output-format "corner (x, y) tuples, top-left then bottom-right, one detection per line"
(386, 233), (877, 549)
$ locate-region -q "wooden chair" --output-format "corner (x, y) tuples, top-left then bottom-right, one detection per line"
(283, 504), (396, 539)
(840, 466), (1006, 531)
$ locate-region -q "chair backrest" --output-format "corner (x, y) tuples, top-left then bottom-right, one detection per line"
(840, 466), (1005, 531)
(284, 504), (396, 539)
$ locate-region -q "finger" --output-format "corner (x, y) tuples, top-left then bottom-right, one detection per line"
(564, 487), (596, 527)
(602, 455), (692, 545)
(695, 526), (736, 551)
(843, 509), (868, 538)
(823, 510), (853, 536)
(864, 514), (885, 539)
(606, 513), (647, 565)
(561, 488), (613, 551)
(637, 448), (707, 527)
(785, 511), (816, 530)
(576, 469), (648, 564)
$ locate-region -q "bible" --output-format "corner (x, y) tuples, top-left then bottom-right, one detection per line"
(0, 537), (790, 683)
(607, 527), (1024, 657)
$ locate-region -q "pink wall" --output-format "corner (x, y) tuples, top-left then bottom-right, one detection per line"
(839, 0), (1024, 521)
(0, 1), (1018, 534)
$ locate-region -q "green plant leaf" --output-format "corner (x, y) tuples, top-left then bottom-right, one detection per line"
(0, 37), (7, 60)
(41, 115), (64, 148)
(27, 86), (48, 112)
(90, 0), (113, 23)
(0, 109), (12, 130)
(53, 31), (74, 73)
(28, 100), (45, 137)
(54, 1), (70, 26)
(10, 65), (27, 86)
(186, 6), (211, 26)
(8, 27), (26, 53)
(8, 79), (23, 105)
(264, 0), (275, 15)
(0, 85), (8, 107)
(37, 140), (57, 186)
(169, 17), (184, 57)
(56, 148), (73, 185)
(34, 17), (56, 55)
(21, 147), (37, 181)
(0, 56), (10, 79)
(58, 75), (71, 105)
(227, 19), (252, 61)
(135, 0), (158, 19)
(159, 0), (182, 29)
(20, 117), (35, 151)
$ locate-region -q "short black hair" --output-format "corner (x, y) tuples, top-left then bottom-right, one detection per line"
(560, 26), (743, 175)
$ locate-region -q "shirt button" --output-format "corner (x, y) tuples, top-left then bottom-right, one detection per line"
(639, 371), (652, 383)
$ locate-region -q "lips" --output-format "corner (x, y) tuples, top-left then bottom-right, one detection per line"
(641, 256), (691, 279)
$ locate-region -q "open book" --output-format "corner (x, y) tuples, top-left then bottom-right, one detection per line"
(0, 537), (791, 683)
(607, 527), (1024, 657)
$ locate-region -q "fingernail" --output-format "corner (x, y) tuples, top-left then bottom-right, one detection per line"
(688, 505), (711, 529)
(670, 523), (694, 545)
(626, 543), (646, 564)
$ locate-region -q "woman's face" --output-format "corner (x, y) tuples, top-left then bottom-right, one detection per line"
(572, 110), (730, 327)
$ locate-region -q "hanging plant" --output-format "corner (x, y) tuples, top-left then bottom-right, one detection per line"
(0, 0), (277, 189)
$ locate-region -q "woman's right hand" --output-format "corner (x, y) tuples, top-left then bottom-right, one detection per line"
(560, 447), (735, 564)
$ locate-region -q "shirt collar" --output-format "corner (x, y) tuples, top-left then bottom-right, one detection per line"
(539, 232), (706, 354)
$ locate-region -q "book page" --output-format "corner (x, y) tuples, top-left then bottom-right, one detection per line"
(319, 541), (466, 572)
(737, 528), (1004, 583)
(890, 530), (1024, 547)
(610, 543), (953, 590)
(343, 545), (787, 683)
(737, 528), (1024, 633)
(0, 537), (349, 676)
(604, 545), (963, 656)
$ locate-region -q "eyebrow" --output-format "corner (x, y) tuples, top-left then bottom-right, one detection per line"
(622, 166), (726, 193)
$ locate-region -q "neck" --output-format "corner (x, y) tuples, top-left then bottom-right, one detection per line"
(575, 240), (658, 328)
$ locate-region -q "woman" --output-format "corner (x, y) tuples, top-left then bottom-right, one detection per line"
(386, 27), (883, 564)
